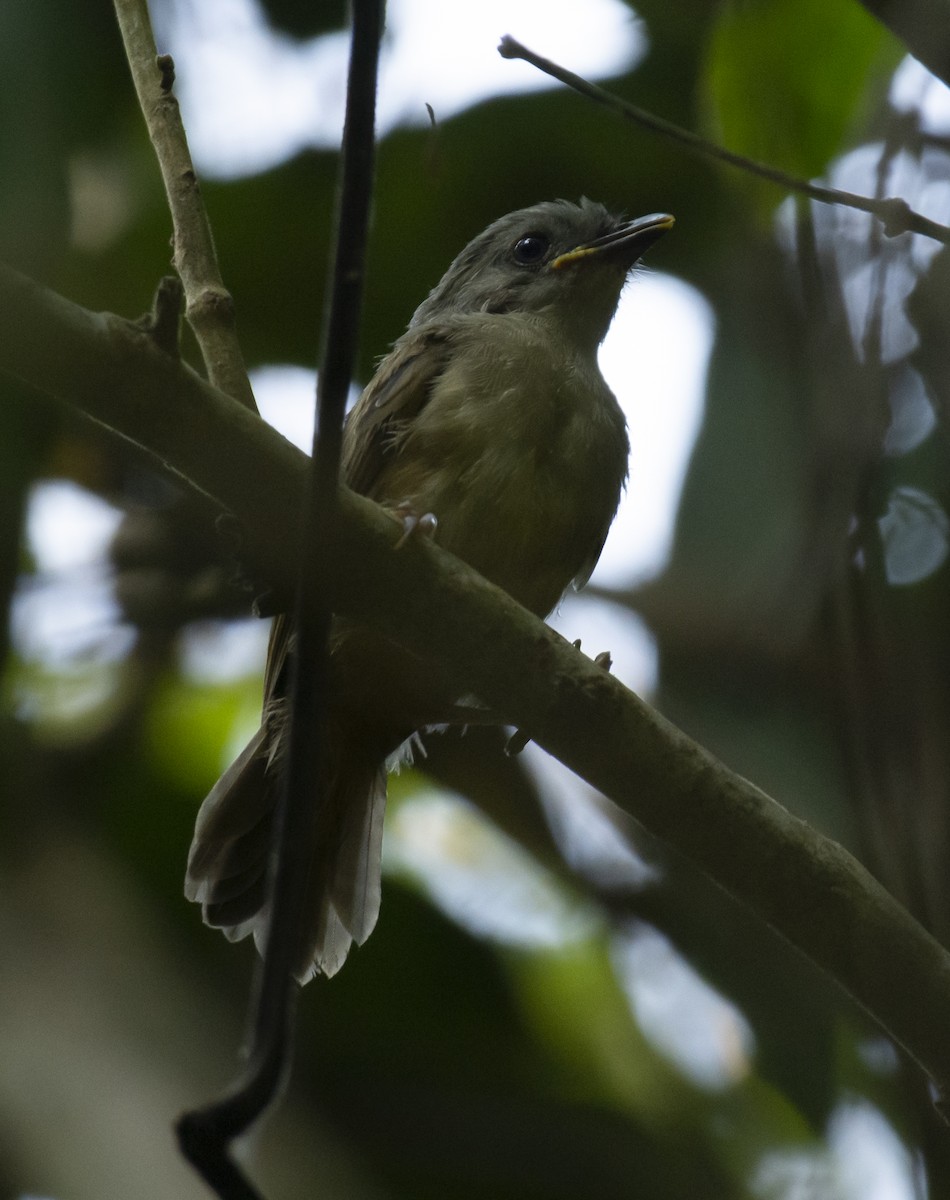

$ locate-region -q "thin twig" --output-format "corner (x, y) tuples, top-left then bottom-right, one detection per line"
(249, 0), (383, 1115)
(174, 1), (385, 1195)
(114, 0), (257, 409)
(498, 35), (950, 247)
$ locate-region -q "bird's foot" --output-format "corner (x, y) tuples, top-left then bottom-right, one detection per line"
(505, 641), (613, 756)
(392, 503), (438, 549)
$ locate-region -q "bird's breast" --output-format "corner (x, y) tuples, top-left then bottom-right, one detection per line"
(376, 318), (629, 617)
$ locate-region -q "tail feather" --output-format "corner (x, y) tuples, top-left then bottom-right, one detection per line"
(186, 718), (390, 982)
(296, 730), (388, 977)
(185, 726), (273, 901)
(291, 903), (353, 983)
(203, 869), (269, 928)
(330, 761), (387, 945)
(206, 892), (268, 934)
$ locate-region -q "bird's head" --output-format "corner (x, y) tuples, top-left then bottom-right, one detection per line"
(410, 198), (674, 350)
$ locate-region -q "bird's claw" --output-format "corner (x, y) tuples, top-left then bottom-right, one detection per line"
(575, 640), (613, 676)
(506, 641), (613, 756)
(392, 504), (438, 549)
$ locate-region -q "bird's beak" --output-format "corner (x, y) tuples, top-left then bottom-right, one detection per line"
(551, 212), (675, 271)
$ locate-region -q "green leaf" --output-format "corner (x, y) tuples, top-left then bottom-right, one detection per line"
(703, 0), (897, 191)
(144, 672), (260, 794)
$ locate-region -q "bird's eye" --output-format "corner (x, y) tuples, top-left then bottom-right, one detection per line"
(512, 233), (550, 265)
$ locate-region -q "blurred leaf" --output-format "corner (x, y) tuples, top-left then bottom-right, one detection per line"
(257, 0), (346, 38)
(385, 788), (596, 948)
(909, 240), (950, 422)
(512, 937), (683, 1118)
(703, 0), (896, 205)
(144, 671), (259, 793)
(8, 657), (132, 746)
(878, 485), (949, 585)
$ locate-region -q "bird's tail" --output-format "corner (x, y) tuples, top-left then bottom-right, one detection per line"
(185, 718), (388, 981)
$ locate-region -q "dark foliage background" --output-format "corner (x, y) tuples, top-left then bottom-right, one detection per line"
(2, 1), (949, 1197)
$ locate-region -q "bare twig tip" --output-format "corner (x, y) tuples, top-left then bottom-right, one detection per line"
(139, 274), (183, 358)
(156, 53), (176, 93)
(497, 35), (522, 59)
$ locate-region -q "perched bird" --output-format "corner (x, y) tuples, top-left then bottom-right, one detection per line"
(185, 198), (674, 981)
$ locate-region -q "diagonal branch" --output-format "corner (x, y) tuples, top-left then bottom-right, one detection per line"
(4, 259), (950, 1114)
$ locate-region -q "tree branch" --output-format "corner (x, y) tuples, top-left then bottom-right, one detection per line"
(114, 0), (257, 409)
(5, 259), (950, 1112)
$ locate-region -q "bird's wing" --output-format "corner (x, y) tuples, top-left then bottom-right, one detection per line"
(262, 611), (293, 713)
(573, 526), (612, 592)
(259, 329), (451, 712)
(342, 326), (451, 499)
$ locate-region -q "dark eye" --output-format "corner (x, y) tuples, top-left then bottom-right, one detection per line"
(512, 233), (550, 265)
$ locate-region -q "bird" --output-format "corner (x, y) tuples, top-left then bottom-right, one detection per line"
(184, 198), (674, 982)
